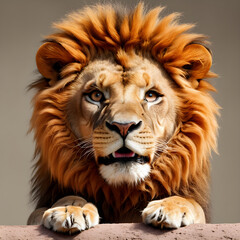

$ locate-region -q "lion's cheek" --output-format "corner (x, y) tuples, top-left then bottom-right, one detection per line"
(78, 100), (98, 138)
(150, 106), (176, 141)
(78, 122), (92, 138)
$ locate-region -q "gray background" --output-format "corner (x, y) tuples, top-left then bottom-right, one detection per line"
(0, 0), (239, 225)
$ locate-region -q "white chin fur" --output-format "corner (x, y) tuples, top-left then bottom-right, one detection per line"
(99, 162), (150, 186)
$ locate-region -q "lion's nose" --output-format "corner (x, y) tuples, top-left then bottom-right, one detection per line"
(106, 121), (142, 138)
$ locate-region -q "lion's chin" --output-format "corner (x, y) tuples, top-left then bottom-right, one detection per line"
(99, 161), (151, 186)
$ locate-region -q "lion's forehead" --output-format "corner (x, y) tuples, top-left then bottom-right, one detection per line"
(80, 56), (170, 95)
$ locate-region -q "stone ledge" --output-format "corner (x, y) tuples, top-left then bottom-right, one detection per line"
(0, 223), (239, 240)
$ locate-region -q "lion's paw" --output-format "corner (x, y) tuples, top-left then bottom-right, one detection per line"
(42, 203), (99, 234)
(142, 196), (198, 229)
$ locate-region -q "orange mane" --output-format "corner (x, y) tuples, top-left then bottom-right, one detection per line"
(30, 3), (219, 222)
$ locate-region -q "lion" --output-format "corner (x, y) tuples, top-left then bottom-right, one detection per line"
(27, 3), (219, 234)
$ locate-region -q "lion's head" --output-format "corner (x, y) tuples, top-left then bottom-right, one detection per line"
(65, 54), (178, 186)
(30, 3), (218, 221)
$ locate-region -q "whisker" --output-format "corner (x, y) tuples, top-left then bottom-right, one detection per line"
(65, 136), (93, 150)
(154, 139), (170, 157)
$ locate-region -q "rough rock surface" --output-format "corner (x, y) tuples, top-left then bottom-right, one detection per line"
(0, 223), (240, 240)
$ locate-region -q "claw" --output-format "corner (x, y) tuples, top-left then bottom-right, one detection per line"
(83, 213), (90, 229)
(65, 218), (70, 229)
(151, 213), (156, 220)
(157, 214), (162, 222)
(70, 214), (74, 226)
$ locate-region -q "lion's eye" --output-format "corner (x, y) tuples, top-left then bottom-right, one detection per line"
(86, 90), (105, 103)
(145, 90), (162, 102)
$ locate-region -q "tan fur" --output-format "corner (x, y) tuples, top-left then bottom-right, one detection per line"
(28, 3), (219, 231)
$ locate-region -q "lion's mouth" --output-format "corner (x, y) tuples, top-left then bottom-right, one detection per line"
(98, 147), (149, 165)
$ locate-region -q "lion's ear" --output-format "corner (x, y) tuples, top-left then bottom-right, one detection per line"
(36, 42), (75, 85)
(182, 44), (212, 82)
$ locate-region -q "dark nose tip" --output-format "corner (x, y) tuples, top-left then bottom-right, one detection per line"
(106, 121), (142, 138)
